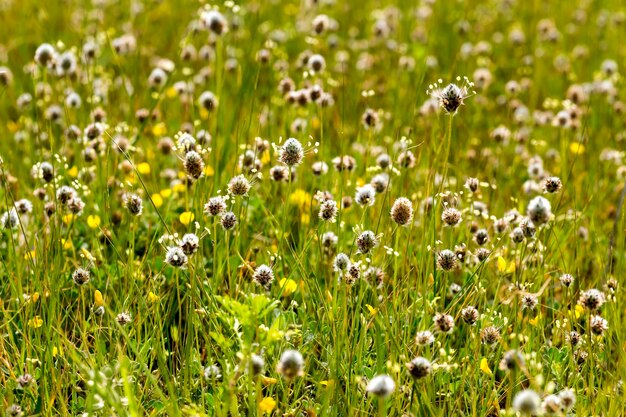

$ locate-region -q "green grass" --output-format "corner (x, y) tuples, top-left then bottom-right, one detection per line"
(1, 0), (625, 415)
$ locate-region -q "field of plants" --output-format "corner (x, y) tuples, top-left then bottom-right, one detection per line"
(1, 0), (625, 415)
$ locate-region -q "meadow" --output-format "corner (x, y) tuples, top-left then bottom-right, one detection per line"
(0, 0), (625, 415)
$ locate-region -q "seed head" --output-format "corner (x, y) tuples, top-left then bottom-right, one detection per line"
(276, 349), (304, 379)
(279, 138), (304, 167)
(253, 264), (274, 288)
(437, 249), (457, 271)
(442, 207), (462, 227)
(355, 184), (376, 207)
(319, 200), (338, 222)
(72, 267), (90, 286)
(125, 194), (143, 216)
(415, 330), (435, 346)
(461, 306), (479, 325)
(228, 175), (251, 196)
(366, 375), (395, 398)
(480, 326), (501, 345)
(578, 288), (606, 311)
(433, 312), (455, 333)
(512, 389), (541, 415)
(184, 150), (205, 180)
(180, 233), (200, 255)
(527, 196), (552, 225)
(390, 197), (413, 226)
(165, 246), (188, 268)
(204, 196), (227, 216)
(406, 357), (432, 379)
(356, 230), (378, 254)
(220, 211), (238, 230)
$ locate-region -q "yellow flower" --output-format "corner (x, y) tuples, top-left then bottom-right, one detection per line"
(288, 189), (311, 210)
(574, 304), (584, 319)
(28, 316), (43, 328)
(258, 397), (276, 414)
(529, 313), (542, 326)
(94, 290), (104, 308)
(152, 123), (167, 136)
(151, 193), (163, 208)
(320, 380), (334, 387)
(61, 239), (73, 250)
(32, 292), (40, 303)
(67, 165), (79, 178)
(52, 346), (62, 358)
(261, 150), (271, 164)
(172, 183), (187, 193)
(148, 291), (159, 304)
(179, 211), (195, 225)
(569, 142), (585, 155)
(300, 213), (310, 224)
(497, 256), (507, 273)
(260, 376), (278, 386)
(80, 248), (96, 262)
(160, 189), (172, 198)
(279, 278), (298, 296)
(62, 214), (75, 224)
(480, 357), (492, 376)
(87, 215), (101, 229)
(204, 165), (215, 176)
(366, 304), (378, 316)
(199, 107), (210, 120)
(137, 162), (151, 175)
(165, 86), (177, 98)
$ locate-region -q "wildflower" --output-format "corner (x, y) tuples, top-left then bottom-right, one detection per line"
(499, 350), (524, 371)
(180, 233), (199, 255)
(253, 264), (274, 288)
(473, 229), (489, 245)
(198, 91), (218, 111)
(433, 312), (455, 333)
(67, 197), (85, 215)
(558, 389), (576, 411)
(319, 200), (338, 222)
(203, 364), (222, 381)
(415, 330), (435, 346)
(15, 199), (33, 215)
(578, 288), (606, 311)
(542, 394), (562, 416)
(356, 230), (378, 254)
(116, 312), (132, 326)
(165, 246), (188, 268)
(1, 208), (19, 230)
(590, 315), (609, 335)
(406, 357), (432, 379)
(355, 184), (376, 206)
(366, 375), (395, 398)
(276, 349), (304, 379)
(442, 207), (462, 227)
(512, 389), (541, 415)
(201, 10), (228, 35)
(371, 173), (389, 193)
(184, 150), (205, 180)
(228, 175), (251, 196)
(204, 196), (227, 216)
(361, 108), (380, 130)
(567, 331), (581, 347)
(527, 196), (552, 225)
(279, 138), (304, 167)
(345, 262), (361, 285)
(250, 354), (265, 375)
(72, 267), (90, 286)
(6, 404), (22, 417)
(56, 186), (77, 204)
(333, 253), (350, 273)
(521, 294), (538, 310)
(427, 77), (475, 114)
(35, 43), (56, 66)
(148, 67), (167, 88)
(220, 211), (238, 230)
(258, 397), (277, 414)
(461, 306), (479, 325)
(307, 54), (326, 73)
(17, 373), (34, 388)
(543, 176), (562, 193)
(332, 155), (356, 171)
(464, 177), (480, 193)
(480, 326), (501, 345)
(390, 197), (413, 226)
(124, 194), (143, 216)
(437, 250), (457, 271)
(312, 161), (328, 176)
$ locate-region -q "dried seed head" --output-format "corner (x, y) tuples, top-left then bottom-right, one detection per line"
(590, 315), (609, 335)
(356, 230), (378, 254)
(512, 389), (541, 415)
(480, 326), (501, 345)
(165, 246), (188, 268)
(366, 375), (395, 398)
(474, 229), (489, 245)
(220, 211), (238, 230)
(499, 350), (524, 371)
(204, 196), (227, 216)
(253, 264), (274, 288)
(116, 312), (132, 326)
(407, 357), (432, 379)
(72, 267), (90, 286)
(578, 288), (606, 311)
(560, 273), (574, 287)
(390, 197), (413, 226)
(437, 249), (457, 271)
(279, 138), (304, 167)
(125, 194), (143, 216)
(543, 176), (562, 193)
(276, 349), (304, 379)
(521, 294), (538, 310)
(319, 200), (338, 222)
(355, 184), (376, 207)
(180, 233), (200, 255)
(433, 312), (455, 333)
(465, 177), (480, 193)
(184, 150), (205, 180)
(461, 306), (479, 325)
(527, 196), (552, 225)
(415, 330), (435, 346)
(442, 207), (462, 227)
(228, 175), (251, 196)
(333, 253), (350, 272)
